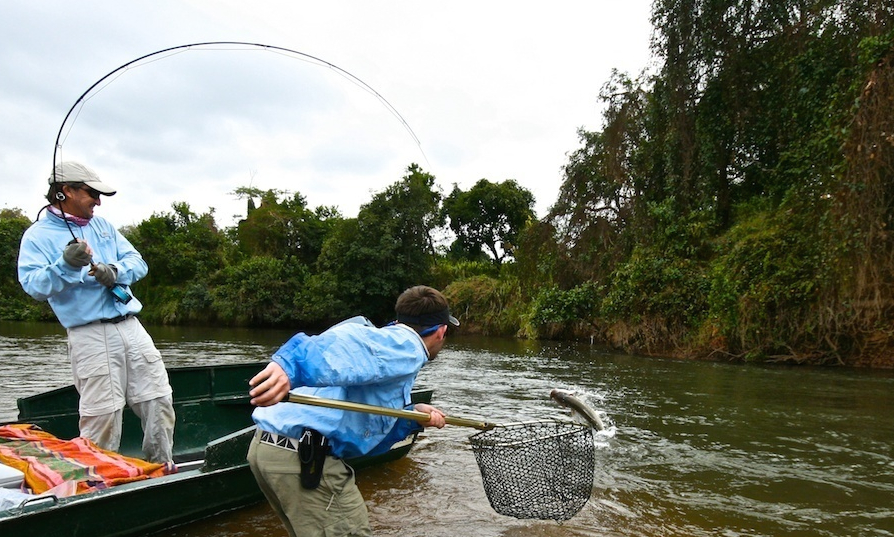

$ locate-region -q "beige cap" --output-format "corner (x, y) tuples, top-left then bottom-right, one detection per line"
(48, 162), (117, 195)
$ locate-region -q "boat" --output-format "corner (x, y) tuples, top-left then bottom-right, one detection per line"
(0, 362), (433, 536)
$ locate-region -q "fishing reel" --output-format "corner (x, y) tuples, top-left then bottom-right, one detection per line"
(109, 284), (132, 304)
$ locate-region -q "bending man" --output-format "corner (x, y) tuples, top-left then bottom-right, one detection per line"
(248, 285), (458, 537)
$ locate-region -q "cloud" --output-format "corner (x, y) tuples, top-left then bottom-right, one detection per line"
(0, 1), (653, 228)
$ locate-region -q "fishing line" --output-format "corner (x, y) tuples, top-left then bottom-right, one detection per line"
(51, 41), (430, 182)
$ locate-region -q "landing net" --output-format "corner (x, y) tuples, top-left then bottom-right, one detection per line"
(469, 420), (595, 522)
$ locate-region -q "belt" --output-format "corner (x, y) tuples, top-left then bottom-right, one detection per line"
(258, 430), (300, 452)
(94, 314), (135, 325)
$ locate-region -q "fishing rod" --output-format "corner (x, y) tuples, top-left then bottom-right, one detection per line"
(50, 41), (430, 182)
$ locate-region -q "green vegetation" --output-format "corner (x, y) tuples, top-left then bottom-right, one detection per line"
(0, 209), (54, 322)
(442, 179), (535, 266)
(2, 1), (892, 367)
(528, 0), (894, 366)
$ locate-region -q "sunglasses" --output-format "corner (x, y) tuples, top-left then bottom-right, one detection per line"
(79, 187), (102, 200)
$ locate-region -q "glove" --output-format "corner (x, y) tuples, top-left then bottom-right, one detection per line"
(89, 263), (118, 287)
(63, 241), (92, 267)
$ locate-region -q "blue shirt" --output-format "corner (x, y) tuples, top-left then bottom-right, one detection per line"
(252, 316), (429, 459)
(18, 211), (146, 328)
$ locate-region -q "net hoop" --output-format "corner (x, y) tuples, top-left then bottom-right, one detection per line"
(469, 419), (596, 522)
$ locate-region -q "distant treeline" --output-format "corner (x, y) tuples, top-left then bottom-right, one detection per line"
(3, 0), (892, 367)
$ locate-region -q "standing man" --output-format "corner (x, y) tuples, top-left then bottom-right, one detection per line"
(248, 285), (458, 537)
(17, 161), (175, 463)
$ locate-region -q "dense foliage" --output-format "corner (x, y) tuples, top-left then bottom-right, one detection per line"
(0, 209), (53, 321)
(442, 179), (535, 266)
(531, 0), (894, 365)
(2, 0), (891, 367)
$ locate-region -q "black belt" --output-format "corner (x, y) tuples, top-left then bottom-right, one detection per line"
(96, 314), (135, 324)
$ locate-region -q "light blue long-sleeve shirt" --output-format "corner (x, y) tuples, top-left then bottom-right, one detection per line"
(18, 211), (146, 328)
(252, 316), (430, 460)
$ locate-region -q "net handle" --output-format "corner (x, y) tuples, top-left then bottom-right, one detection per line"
(287, 393), (497, 430)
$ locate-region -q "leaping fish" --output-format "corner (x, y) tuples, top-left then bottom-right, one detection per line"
(550, 389), (605, 431)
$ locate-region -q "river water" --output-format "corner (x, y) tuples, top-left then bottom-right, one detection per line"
(1, 320), (892, 537)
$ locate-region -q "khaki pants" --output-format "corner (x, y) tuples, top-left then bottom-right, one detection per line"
(67, 317), (175, 462)
(247, 432), (371, 537)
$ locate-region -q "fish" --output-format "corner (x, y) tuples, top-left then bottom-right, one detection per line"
(550, 389), (605, 430)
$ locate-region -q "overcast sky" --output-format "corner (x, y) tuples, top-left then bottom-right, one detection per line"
(1, 1), (655, 229)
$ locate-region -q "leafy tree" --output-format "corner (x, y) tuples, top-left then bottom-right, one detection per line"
(210, 256), (309, 326)
(442, 179), (535, 266)
(125, 202), (226, 287)
(516, 0), (894, 363)
(234, 188), (341, 265)
(313, 164), (444, 322)
(544, 71), (648, 288)
(0, 208), (53, 320)
(0, 209), (30, 294)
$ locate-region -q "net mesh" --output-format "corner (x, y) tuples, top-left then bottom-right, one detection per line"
(469, 420), (595, 522)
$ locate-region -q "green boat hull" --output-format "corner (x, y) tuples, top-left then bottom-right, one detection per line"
(0, 362), (432, 536)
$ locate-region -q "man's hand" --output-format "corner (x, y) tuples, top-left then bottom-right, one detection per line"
(249, 362), (292, 407)
(63, 240), (92, 267)
(414, 403), (447, 428)
(89, 263), (117, 287)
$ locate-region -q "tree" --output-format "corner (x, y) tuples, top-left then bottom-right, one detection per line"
(442, 179), (535, 266)
(0, 208), (53, 320)
(0, 209), (30, 294)
(313, 164), (444, 322)
(544, 71), (648, 287)
(126, 202), (226, 287)
(210, 256), (309, 326)
(515, 0), (894, 363)
(234, 188), (341, 265)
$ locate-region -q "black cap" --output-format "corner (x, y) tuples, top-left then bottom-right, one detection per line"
(396, 308), (460, 327)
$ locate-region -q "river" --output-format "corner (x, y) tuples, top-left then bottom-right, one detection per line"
(1, 320), (892, 536)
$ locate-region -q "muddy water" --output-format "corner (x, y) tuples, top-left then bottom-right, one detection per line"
(1, 321), (892, 536)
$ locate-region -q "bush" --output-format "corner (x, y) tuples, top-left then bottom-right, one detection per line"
(705, 206), (828, 359)
(444, 276), (524, 336)
(210, 257), (309, 326)
(600, 248), (711, 352)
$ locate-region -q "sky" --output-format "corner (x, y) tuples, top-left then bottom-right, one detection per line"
(1, 1), (655, 229)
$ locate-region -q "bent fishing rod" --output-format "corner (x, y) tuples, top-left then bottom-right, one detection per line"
(51, 41), (429, 183)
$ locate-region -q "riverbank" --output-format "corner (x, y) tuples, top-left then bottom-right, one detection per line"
(452, 313), (894, 370)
